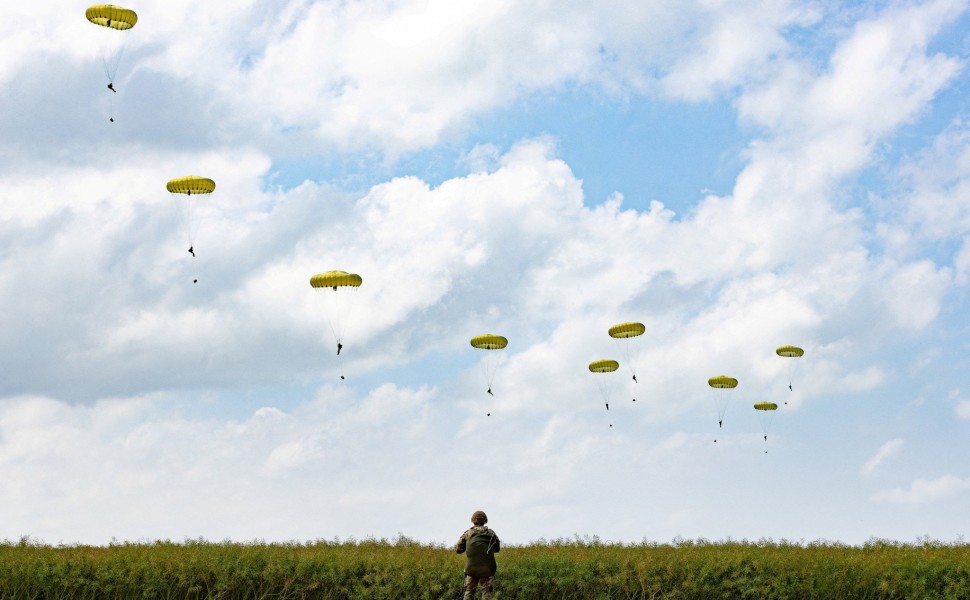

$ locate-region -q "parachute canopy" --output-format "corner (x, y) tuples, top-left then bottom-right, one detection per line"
(166, 176), (216, 196)
(754, 401), (778, 411)
(776, 345), (804, 358)
(310, 271), (363, 288)
(708, 375), (738, 389)
(589, 359), (619, 373)
(471, 334), (507, 403)
(608, 322), (645, 339)
(86, 5), (138, 30)
(471, 334), (508, 350)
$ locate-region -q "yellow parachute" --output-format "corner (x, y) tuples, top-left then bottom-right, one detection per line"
(310, 271), (362, 356)
(310, 271), (363, 289)
(166, 176), (215, 259)
(85, 5), (138, 30)
(754, 401), (779, 450)
(776, 345), (804, 392)
(708, 375), (738, 432)
(166, 176), (216, 195)
(86, 5), (137, 120)
(589, 359), (620, 426)
(470, 334), (508, 413)
(589, 359), (619, 373)
(608, 321), (645, 384)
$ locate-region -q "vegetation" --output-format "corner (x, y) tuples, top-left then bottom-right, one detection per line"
(2, 536), (969, 599)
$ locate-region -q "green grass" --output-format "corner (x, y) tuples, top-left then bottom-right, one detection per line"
(1, 536), (969, 599)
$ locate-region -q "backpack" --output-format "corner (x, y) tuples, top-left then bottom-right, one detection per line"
(464, 527), (498, 578)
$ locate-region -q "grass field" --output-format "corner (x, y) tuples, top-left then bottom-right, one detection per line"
(1, 536), (969, 599)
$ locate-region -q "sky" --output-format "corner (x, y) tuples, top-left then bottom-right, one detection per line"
(1, 0), (969, 547)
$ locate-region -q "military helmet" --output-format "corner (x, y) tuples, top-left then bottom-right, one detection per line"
(471, 510), (488, 525)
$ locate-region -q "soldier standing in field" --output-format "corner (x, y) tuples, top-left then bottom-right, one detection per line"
(454, 510), (501, 600)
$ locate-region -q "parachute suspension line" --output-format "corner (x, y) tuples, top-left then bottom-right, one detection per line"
(328, 289), (343, 349)
(479, 357), (496, 395)
(102, 42), (126, 85)
(328, 288), (350, 352)
(102, 44), (125, 121)
(173, 192), (197, 252)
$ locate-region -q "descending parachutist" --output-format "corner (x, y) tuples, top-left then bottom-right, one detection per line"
(340, 375), (345, 380)
(487, 412), (491, 417)
(193, 279), (197, 284)
(336, 342), (343, 355)
(486, 388), (493, 396)
(188, 245), (195, 257)
(632, 398), (636, 402)
(718, 420), (723, 428)
(109, 117), (114, 122)
(632, 374), (637, 383)
(107, 82), (116, 93)
(789, 384), (793, 391)
(605, 402), (609, 411)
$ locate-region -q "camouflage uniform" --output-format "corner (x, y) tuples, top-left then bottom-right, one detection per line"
(455, 512), (500, 600)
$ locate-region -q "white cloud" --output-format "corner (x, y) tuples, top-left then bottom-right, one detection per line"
(956, 238), (970, 286)
(0, 0), (824, 159)
(898, 121), (970, 239)
(860, 438), (903, 477)
(737, 0), (964, 187)
(956, 400), (970, 420)
(873, 475), (970, 504)
(881, 259), (953, 331)
(659, 0), (820, 101)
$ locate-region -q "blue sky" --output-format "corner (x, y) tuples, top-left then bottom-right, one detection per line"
(0, 0), (969, 546)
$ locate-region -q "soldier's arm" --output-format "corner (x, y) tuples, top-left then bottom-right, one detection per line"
(491, 531), (501, 553)
(454, 533), (467, 554)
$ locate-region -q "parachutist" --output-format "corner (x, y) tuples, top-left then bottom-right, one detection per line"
(109, 117), (114, 122)
(107, 82), (116, 92)
(605, 403), (609, 411)
(487, 412), (491, 416)
(340, 375), (345, 380)
(188, 245), (195, 257)
(336, 342), (343, 355)
(193, 279), (197, 283)
(632, 398), (636, 402)
(632, 374), (637, 383)
(718, 420), (723, 428)
(789, 384), (793, 391)
(486, 388), (493, 396)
